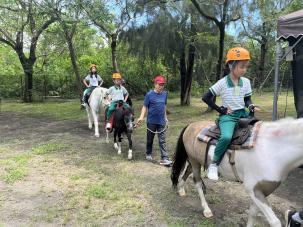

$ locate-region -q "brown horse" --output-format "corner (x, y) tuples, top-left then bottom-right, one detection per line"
(171, 118), (303, 227)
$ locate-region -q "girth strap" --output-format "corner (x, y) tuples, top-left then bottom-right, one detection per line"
(227, 150), (243, 183)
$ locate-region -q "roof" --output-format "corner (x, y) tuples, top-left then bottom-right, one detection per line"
(277, 9), (303, 39)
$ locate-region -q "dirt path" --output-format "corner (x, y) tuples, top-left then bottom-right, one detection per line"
(0, 112), (302, 226)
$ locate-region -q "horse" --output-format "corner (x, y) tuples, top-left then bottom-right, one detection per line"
(171, 118), (303, 227)
(85, 87), (109, 137)
(106, 102), (134, 160)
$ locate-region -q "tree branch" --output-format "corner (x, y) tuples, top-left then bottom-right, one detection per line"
(0, 37), (15, 49)
(0, 28), (16, 46)
(190, 0), (220, 26)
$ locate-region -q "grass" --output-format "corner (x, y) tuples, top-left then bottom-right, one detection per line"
(0, 142), (69, 184)
(32, 143), (69, 155)
(0, 92), (298, 226)
(4, 168), (26, 183)
(1, 100), (85, 120)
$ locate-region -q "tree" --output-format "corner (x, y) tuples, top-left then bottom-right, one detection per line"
(241, 0), (294, 88)
(190, 0), (241, 82)
(0, 0), (58, 102)
(52, 1), (84, 101)
(80, 0), (137, 72)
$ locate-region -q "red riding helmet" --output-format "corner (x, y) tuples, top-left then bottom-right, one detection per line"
(154, 75), (166, 84)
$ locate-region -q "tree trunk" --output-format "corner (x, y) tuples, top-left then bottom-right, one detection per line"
(215, 24), (225, 82)
(180, 42), (187, 105)
(18, 55), (34, 102)
(66, 38), (82, 101)
(182, 41), (195, 105)
(257, 23), (267, 87)
(111, 34), (119, 72)
(23, 65), (33, 102)
(180, 19), (196, 106)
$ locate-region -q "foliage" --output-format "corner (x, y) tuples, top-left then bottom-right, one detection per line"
(0, 0), (302, 101)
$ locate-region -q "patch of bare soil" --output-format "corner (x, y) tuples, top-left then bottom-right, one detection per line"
(0, 112), (302, 226)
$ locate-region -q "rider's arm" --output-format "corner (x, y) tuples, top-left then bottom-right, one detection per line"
(98, 76), (103, 86)
(202, 90), (227, 115)
(83, 79), (89, 88)
(122, 87), (129, 102)
(124, 94), (129, 102)
(244, 96), (255, 112)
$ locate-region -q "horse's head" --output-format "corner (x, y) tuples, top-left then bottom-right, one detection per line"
(100, 88), (110, 107)
(123, 107), (134, 133)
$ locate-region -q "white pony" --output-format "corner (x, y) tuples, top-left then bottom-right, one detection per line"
(85, 87), (109, 137)
(171, 117), (303, 227)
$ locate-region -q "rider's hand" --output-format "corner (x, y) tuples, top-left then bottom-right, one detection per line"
(248, 104), (255, 112)
(219, 106), (228, 115)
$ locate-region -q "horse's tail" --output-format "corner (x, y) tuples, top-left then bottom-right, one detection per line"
(171, 125), (188, 188)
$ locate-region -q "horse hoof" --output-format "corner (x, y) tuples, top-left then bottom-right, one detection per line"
(128, 150), (132, 160)
(114, 143), (118, 150)
(118, 150), (121, 155)
(203, 210), (213, 218)
(95, 134), (100, 138)
(178, 188), (186, 197)
(106, 139), (109, 144)
(88, 125), (92, 129)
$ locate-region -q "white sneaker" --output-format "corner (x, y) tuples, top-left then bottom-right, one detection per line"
(106, 122), (111, 130)
(207, 163), (219, 181)
(146, 155), (153, 161)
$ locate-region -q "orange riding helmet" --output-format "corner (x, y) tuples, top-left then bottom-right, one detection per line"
(226, 47), (250, 64)
(90, 64), (97, 69)
(112, 72), (122, 79)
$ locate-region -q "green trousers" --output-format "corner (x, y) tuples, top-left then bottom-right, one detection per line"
(82, 86), (97, 102)
(213, 109), (249, 165)
(106, 100), (130, 120)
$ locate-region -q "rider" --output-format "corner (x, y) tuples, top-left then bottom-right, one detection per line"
(202, 47), (257, 181)
(105, 72), (130, 130)
(285, 209), (303, 227)
(136, 75), (172, 166)
(81, 64), (103, 109)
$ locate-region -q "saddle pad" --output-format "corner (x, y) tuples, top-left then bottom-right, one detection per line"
(197, 121), (263, 150)
(197, 123), (215, 143)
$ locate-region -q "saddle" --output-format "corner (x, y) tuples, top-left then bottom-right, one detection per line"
(198, 117), (262, 182)
(204, 117), (259, 149)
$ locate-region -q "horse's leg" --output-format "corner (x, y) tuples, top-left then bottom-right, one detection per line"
(248, 191), (281, 227)
(191, 159), (213, 218)
(114, 129), (119, 150)
(247, 203), (260, 227)
(178, 162), (192, 197)
(91, 109), (99, 137)
(87, 108), (93, 129)
(106, 130), (110, 143)
(126, 132), (132, 160)
(117, 132), (122, 155)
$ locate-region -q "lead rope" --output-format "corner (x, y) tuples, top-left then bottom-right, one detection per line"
(134, 122), (168, 134)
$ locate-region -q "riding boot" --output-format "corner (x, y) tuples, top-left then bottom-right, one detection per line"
(80, 98), (86, 109)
